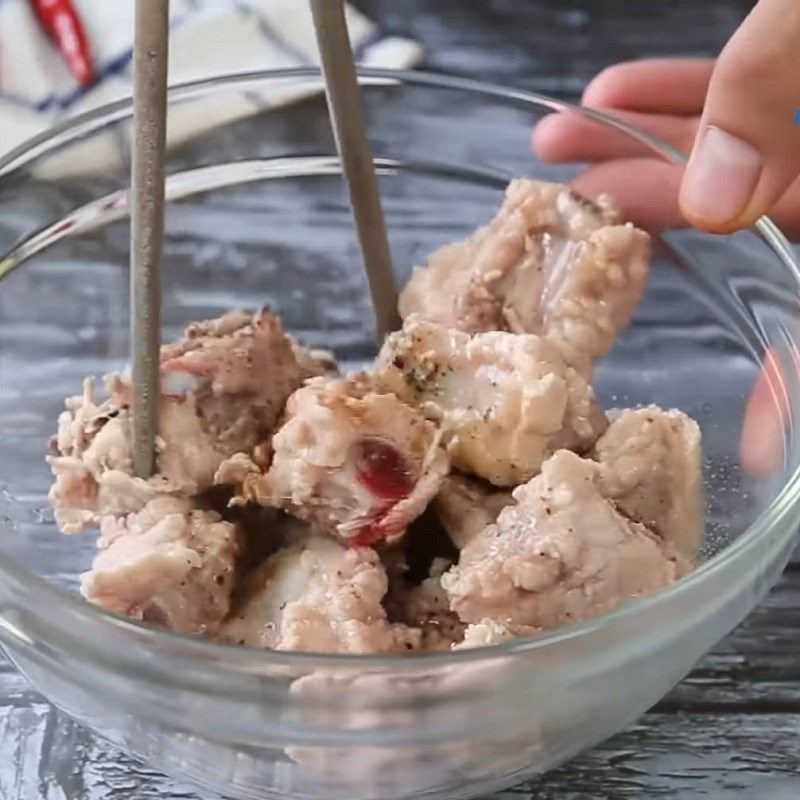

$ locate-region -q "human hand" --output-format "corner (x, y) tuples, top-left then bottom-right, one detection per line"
(533, 0), (800, 239)
(534, 0), (800, 476)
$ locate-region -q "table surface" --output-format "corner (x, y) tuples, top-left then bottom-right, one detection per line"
(7, 1), (800, 799)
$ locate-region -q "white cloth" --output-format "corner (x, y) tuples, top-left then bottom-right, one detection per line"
(0, 0), (423, 171)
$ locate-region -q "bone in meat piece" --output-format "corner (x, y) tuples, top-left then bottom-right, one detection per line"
(540, 223), (650, 376)
(441, 450), (690, 630)
(47, 310), (327, 533)
(593, 406), (704, 559)
(399, 180), (618, 332)
(376, 316), (606, 486)
(81, 496), (242, 635)
(435, 474), (514, 550)
(220, 535), (420, 654)
(227, 375), (449, 547)
(398, 179), (650, 375)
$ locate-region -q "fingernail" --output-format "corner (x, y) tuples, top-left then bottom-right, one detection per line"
(680, 126), (761, 225)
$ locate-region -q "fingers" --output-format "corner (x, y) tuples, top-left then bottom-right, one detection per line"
(533, 109), (698, 163)
(679, 0), (800, 232)
(740, 347), (788, 476)
(569, 159), (685, 233)
(565, 159), (800, 237)
(533, 57), (708, 164)
(532, 20), (800, 237)
(766, 175), (800, 240)
(582, 58), (714, 115)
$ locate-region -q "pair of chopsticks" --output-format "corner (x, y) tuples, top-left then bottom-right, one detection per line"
(129, 0), (397, 478)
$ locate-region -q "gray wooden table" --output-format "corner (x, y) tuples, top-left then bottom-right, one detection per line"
(5, 1), (800, 798)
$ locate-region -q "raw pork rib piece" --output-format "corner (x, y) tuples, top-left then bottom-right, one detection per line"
(399, 179), (617, 332)
(456, 619), (541, 649)
(47, 310), (326, 531)
(539, 223), (651, 376)
(441, 450), (689, 630)
(220, 535), (419, 654)
(157, 310), (330, 454)
(47, 378), (177, 534)
(227, 375), (449, 547)
(398, 179), (650, 375)
(82, 496), (242, 635)
(376, 316), (606, 486)
(593, 406), (704, 558)
(435, 474), (513, 550)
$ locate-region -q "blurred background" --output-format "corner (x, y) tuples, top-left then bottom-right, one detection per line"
(353, 1), (751, 96)
(0, 0), (752, 156)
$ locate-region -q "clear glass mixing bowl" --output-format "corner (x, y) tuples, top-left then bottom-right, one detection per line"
(0, 69), (798, 800)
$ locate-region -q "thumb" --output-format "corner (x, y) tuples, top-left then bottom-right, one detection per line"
(679, 0), (800, 232)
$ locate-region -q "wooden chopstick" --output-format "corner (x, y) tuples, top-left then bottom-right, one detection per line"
(130, 0), (169, 478)
(309, 0), (400, 341)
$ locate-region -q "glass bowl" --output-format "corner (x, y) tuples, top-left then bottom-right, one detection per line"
(0, 68), (798, 800)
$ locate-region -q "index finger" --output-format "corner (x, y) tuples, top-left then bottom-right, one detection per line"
(583, 58), (715, 115)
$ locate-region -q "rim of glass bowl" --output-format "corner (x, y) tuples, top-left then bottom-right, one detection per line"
(0, 66), (798, 670)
